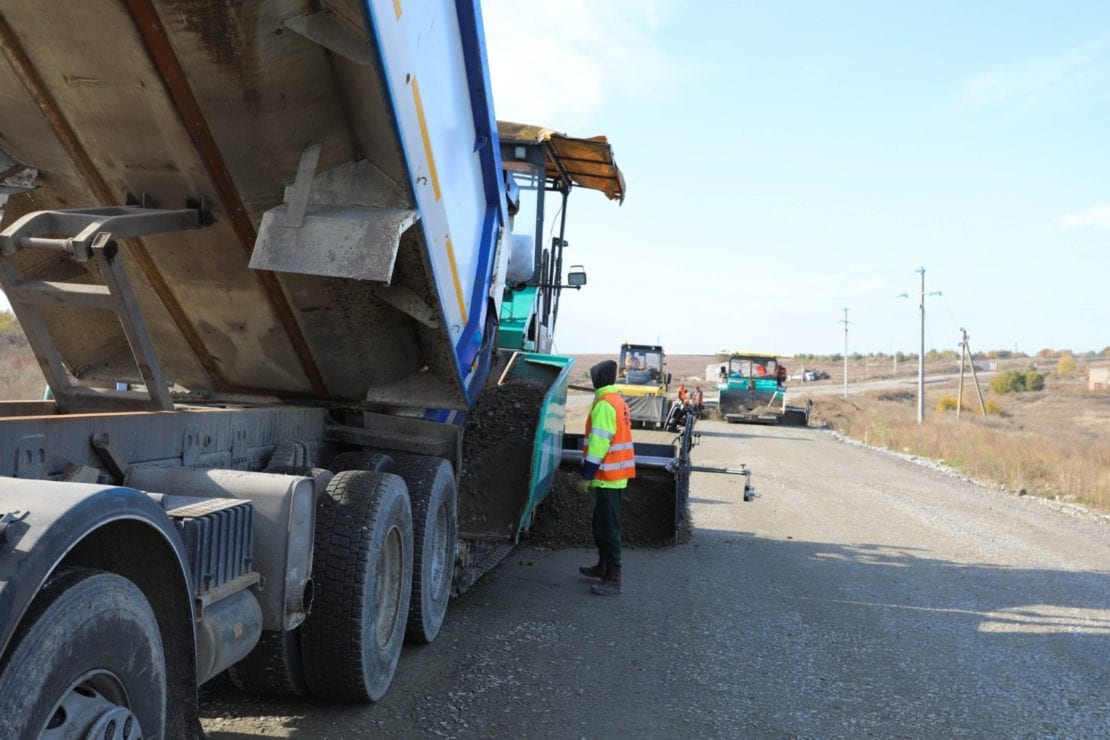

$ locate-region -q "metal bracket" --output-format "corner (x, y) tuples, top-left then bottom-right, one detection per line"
(182, 423), (202, 468)
(370, 284), (440, 328)
(0, 511), (30, 545)
(13, 435), (47, 479)
(284, 11), (373, 65)
(252, 158), (415, 282)
(1, 149), (36, 198)
(91, 433), (128, 483)
(284, 144), (321, 228)
(0, 204), (202, 260)
(230, 423), (249, 469)
(61, 463), (102, 483)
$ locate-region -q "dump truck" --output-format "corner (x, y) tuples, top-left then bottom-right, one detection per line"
(614, 342), (671, 428)
(0, 1), (627, 735)
(716, 352), (810, 426)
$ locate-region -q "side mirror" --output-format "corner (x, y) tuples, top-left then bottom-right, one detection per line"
(567, 264), (587, 287)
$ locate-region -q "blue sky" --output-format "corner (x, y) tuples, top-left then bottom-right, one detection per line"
(1, 2), (1105, 359)
(483, 0), (1110, 356)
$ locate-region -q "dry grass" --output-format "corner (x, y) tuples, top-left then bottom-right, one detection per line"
(0, 312), (45, 400)
(810, 375), (1110, 511)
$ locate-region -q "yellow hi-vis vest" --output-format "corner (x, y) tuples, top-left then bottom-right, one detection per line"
(583, 390), (636, 485)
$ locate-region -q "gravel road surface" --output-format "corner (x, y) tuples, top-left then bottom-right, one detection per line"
(201, 420), (1110, 738)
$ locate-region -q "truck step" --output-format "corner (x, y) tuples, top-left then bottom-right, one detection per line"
(162, 496), (255, 600)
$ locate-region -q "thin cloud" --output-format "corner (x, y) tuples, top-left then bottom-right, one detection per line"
(1058, 202), (1110, 230)
(482, 0), (678, 129)
(959, 44), (1097, 106)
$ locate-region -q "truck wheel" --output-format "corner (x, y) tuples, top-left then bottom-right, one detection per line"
(228, 629), (308, 697)
(0, 567), (166, 738)
(391, 456), (457, 643)
(329, 451), (395, 474)
(300, 470), (413, 701)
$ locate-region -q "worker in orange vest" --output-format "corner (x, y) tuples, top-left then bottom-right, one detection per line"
(576, 360), (635, 595)
(677, 384), (689, 405)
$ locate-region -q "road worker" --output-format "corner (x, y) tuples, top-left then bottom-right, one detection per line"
(576, 360), (635, 595)
(677, 384), (689, 405)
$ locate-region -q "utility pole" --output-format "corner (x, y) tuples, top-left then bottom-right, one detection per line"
(914, 267), (941, 424)
(917, 268), (925, 423)
(839, 307), (850, 398)
(957, 332), (966, 419)
(960, 328), (987, 416)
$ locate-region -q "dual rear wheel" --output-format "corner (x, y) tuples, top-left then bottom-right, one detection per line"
(233, 453), (458, 702)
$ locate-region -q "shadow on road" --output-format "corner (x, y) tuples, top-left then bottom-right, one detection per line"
(693, 526), (1110, 637)
(199, 529), (1110, 738)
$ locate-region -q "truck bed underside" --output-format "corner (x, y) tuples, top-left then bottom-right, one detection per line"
(0, 1), (463, 407)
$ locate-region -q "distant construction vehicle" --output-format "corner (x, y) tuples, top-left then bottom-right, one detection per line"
(716, 352), (809, 426)
(614, 343), (671, 428)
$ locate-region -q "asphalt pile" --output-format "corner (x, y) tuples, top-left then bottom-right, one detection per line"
(459, 380), (549, 540)
(525, 467), (686, 549)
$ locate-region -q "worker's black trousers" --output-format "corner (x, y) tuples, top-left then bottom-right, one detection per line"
(593, 488), (623, 567)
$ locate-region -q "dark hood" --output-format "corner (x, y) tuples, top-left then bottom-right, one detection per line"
(590, 360), (618, 389)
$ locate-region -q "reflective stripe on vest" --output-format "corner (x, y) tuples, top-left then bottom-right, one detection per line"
(583, 392), (636, 482)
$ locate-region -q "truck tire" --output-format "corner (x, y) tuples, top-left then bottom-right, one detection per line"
(391, 456), (457, 643)
(0, 567), (167, 739)
(329, 451), (396, 474)
(228, 629), (308, 698)
(300, 470), (413, 701)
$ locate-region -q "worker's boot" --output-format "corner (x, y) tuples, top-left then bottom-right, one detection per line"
(589, 565), (621, 595)
(578, 561), (605, 579)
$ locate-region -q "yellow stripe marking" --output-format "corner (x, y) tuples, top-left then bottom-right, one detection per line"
(408, 76), (460, 318)
(409, 77), (442, 202)
(393, 0), (402, 19)
(444, 237), (467, 318)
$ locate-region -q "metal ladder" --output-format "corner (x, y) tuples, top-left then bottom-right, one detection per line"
(0, 203), (205, 411)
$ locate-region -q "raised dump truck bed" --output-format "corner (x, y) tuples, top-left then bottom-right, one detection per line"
(0, 0), (503, 412)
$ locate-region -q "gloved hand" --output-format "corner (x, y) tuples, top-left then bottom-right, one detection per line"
(576, 478), (592, 494)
